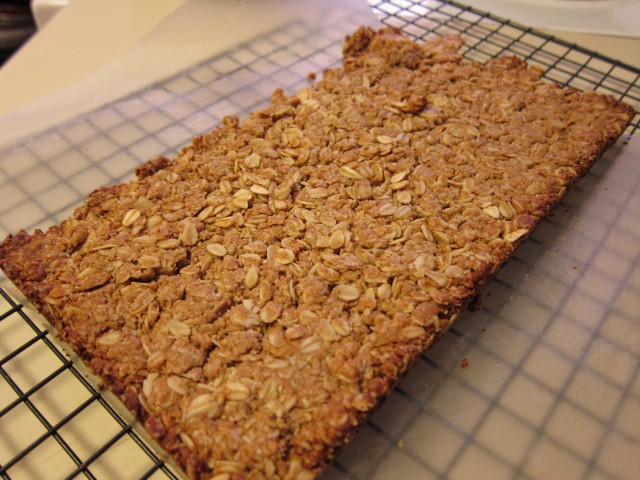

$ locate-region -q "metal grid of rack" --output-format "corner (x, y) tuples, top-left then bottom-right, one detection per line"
(0, 287), (181, 480)
(1, 1), (639, 479)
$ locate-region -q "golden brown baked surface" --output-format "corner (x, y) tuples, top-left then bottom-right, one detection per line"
(0, 27), (634, 479)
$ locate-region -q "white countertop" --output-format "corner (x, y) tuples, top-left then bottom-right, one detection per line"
(0, 0), (387, 149)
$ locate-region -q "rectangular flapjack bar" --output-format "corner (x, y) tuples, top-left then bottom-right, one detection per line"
(0, 27), (634, 480)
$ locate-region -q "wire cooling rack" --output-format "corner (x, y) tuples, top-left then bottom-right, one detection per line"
(1, 1), (639, 479)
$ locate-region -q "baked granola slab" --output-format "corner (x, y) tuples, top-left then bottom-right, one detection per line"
(0, 27), (634, 479)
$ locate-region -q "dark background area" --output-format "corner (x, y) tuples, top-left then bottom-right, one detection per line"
(0, 0), (35, 66)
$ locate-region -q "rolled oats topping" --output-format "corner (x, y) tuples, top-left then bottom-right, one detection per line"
(0, 27), (634, 480)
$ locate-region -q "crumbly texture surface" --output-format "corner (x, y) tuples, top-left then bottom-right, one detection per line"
(0, 27), (634, 480)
